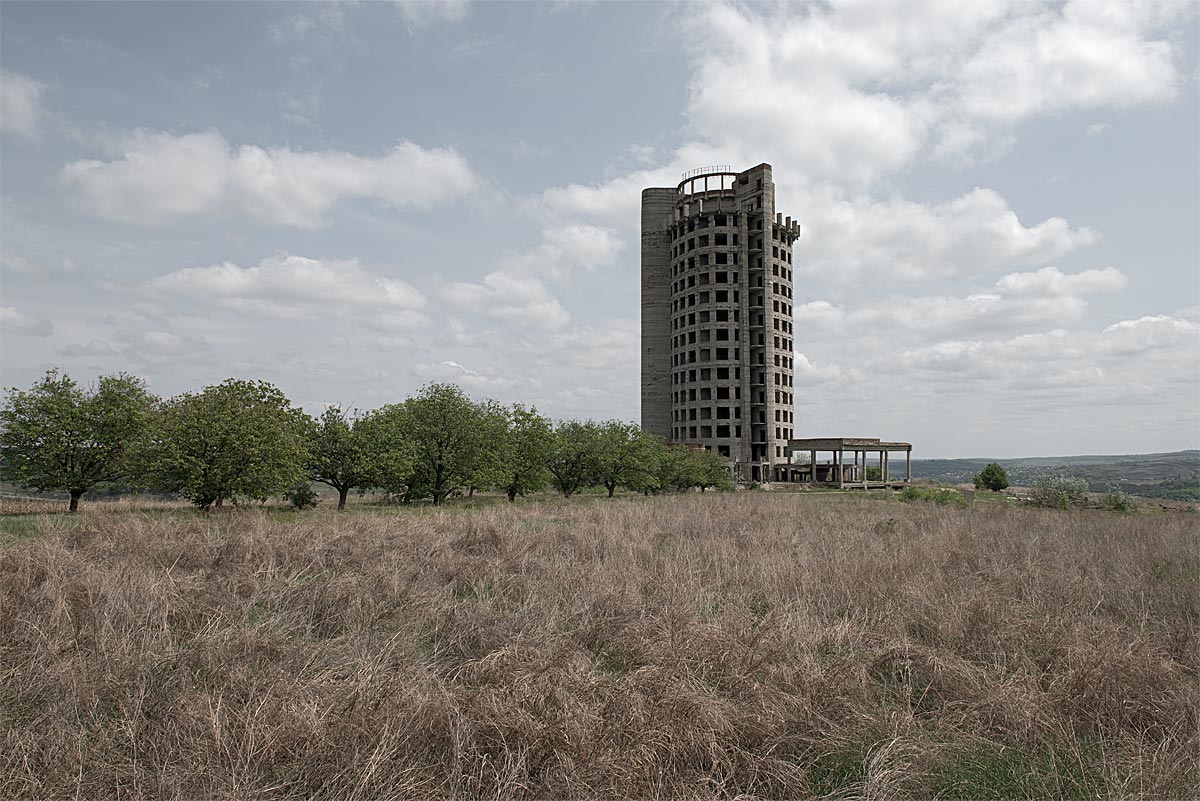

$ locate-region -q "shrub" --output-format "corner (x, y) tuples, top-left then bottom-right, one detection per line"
(1030, 474), (1089, 509)
(900, 485), (967, 507)
(1099, 489), (1135, 512)
(285, 483), (321, 510)
(974, 463), (1010, 491)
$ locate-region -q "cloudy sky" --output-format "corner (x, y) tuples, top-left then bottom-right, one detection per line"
(1, 0), (1197, 458)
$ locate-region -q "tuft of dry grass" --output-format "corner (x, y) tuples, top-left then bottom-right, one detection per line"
(1, 493), (1196, 800)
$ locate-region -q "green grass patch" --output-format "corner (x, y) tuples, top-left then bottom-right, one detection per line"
(805, 747), (868, 796)
(0, 514), (85, 545)
(898, 486), (968, 507)
(929, 742), (1104, 800)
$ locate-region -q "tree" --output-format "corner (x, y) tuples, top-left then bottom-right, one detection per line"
(974, 463), (1009, 491)
(1030, 474), (1089, 510)
(546, 420), (600, 498)
(497, 404), (554, 502)
(693, 448), (735, 492)
(656, 445), (704, 493)
(1, 370), (157, 511)
(132, 379), (307, 510)
(354, 403), (415, 500)
(306, 406), (376, 510)
(625, 435), (669, 495)
(467, 399), (510, 497)
(400, 383), (495, 506)
(594, 420), (660, 498)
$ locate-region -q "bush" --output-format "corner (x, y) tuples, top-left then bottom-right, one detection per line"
(899, 486), (967, 507)
(974, 463), (1009, 491)
(1030, 474), (1089, 509)
(1099, 489), (1135, 512)
(285, 483), (321, 510)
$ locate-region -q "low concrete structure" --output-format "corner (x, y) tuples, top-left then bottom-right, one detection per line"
(780, 437), (912, 489)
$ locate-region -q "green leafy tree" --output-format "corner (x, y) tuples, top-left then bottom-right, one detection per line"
(497, 404), (554, 501)
(306, 406), (377, 510)
(466, 399), (510, 497)
(625, 434), (669, 495)
(656, 445), (704, 493)
(693, 448), (735, 491)
(0, 370), (157, 511)
(594, 420), (660, 498)
(400, 383), (496, 506)
(354, 403), (415, 499)
(546, 420), (600, 498)
(974, 463), (1010, 491)
(132, 379), (307, 510)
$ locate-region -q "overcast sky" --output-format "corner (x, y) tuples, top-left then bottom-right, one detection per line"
(1, 0), (1197, 458)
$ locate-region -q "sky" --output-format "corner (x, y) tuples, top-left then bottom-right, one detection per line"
(1, 0), (1197, 459)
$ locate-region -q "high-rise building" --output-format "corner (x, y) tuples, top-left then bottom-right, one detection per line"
(641, 163), (800, 483)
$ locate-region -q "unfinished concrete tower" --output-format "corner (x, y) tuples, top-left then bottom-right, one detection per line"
(641, 163), (800, 483)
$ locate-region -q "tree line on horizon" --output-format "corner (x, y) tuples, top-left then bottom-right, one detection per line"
(0, 370), (733, 512)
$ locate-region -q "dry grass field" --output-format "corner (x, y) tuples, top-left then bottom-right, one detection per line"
(1, 493), (1196, 800)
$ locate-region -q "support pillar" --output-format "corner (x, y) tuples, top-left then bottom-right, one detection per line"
(906, 449), (911, 482)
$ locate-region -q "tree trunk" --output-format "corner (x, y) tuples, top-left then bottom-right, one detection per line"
(468, 486), (475, 498)
(606, 482), (616, 498)
(507, 487), (517, 502)
(338, 487), (349, 511)
(69, 490), (83, 512)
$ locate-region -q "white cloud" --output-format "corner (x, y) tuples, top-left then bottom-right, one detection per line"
(993, 265), (1127, 296)
(793, 353), (861, 386)
(893, 314), (1199, 383)
(539, 0), (1190, 229)
(799, 187), (1099, 286)
(500, 223), (624, 279)
(145, 252), (429, 326)
(412, 360), (514, 390)
(60, 130), (477, 227)
(115, 329), (213, 367)
(267, 3), (366, 52)
(57, 340), (119, 358)
(0, 306), (53, 336)
(395, 0), (471, 30)
(679, 1), (1187, 180)
(798, 266), (1127, 340)
(957, 2), (1179, 124)
(0, 71), (46, 141)
(445, 270), (570, 330)
(1101, 314), (1200, 355)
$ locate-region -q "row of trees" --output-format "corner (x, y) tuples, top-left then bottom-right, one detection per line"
(0, 370), (732, 511)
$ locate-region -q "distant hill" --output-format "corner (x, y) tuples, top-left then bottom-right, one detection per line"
(911, 450), (1200, 501)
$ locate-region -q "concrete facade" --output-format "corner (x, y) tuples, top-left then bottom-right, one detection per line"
(640, 164), (800, 483)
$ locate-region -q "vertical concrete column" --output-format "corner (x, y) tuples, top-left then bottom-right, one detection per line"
(641, 188), (676, 440)
(906, 449), (912, 482)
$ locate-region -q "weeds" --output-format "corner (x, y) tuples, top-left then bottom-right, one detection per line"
(898, 485), (968, 507)
(1, 494), (1195, 799)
